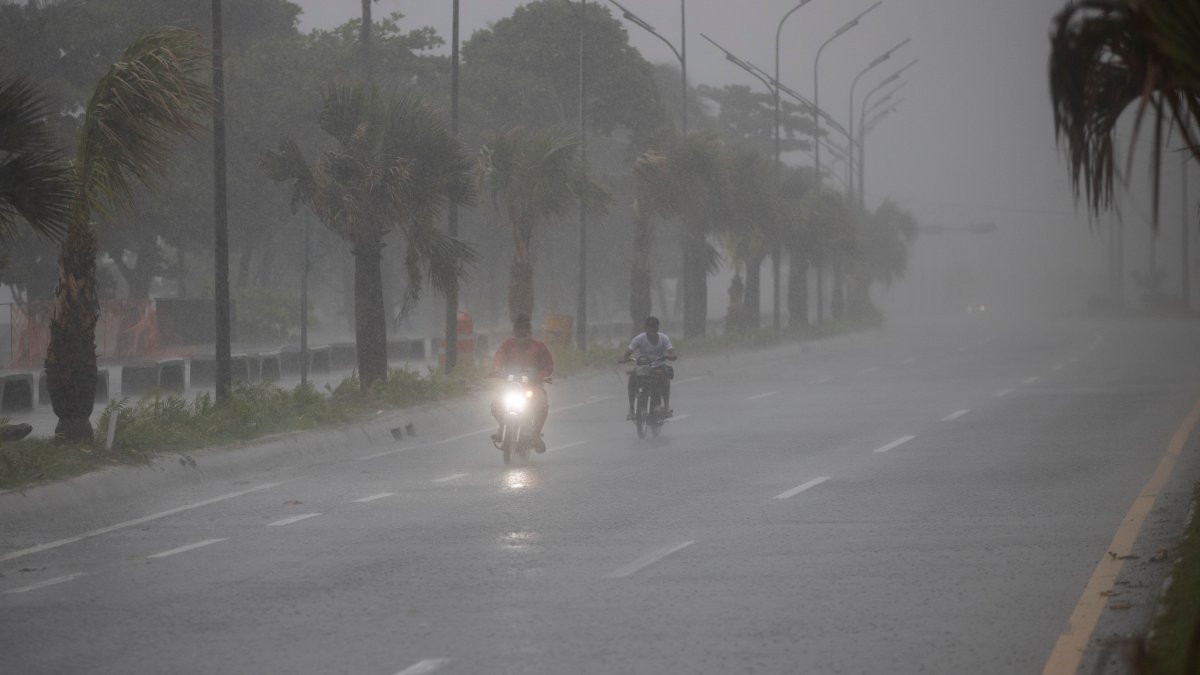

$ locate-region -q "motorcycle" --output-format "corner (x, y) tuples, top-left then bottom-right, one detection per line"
(492, 369), (547, 464)
(625, 356), (670, 439)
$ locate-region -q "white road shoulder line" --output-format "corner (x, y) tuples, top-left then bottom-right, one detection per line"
(941, 409), (970, 422)
(774, 476), (831, 499)
(605, 541), (695, 579)
(747, 391), (777, 400)
(0, 482), (281, 564)
(4, 572), (88, 595)
(147, 538), (227, 559)
(268, 513), (321, 527)
(671, 413), (691, 421)
(431, 473), (468, 483)
(1023, 376), (1040, 385)
(548, 440), (588, 453)
(674, 375), (707, 384)
(354, 492), (397, 503)
(395, 658), (451, 675)
(994, 388), (1013, 398)
(873, 435), (916, 453)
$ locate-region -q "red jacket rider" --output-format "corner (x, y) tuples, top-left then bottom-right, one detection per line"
(490, 314), (553, 452)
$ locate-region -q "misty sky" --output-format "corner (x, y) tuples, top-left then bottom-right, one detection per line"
(292, 1), (1188, 314)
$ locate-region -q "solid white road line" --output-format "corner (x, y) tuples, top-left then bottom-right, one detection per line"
(0, 482), (282, 564)
(671, 414), (692, 421)
(353, 492), (396, 503)
(267, 513), (321, 527)
(605, 541), (695, 579)
(747, 391), (777, 400)
(811, 377), (834, 384)
(3, 573), (88, 595)
(548, 440), (588, 453)
(1023, 376), (1040, 385)
(774, 476), (831, 500)
(359, 428), (493, 461)
(147, 538), (227, 559)
(674, 375), (707, 384)
(873, 435), (916, 454)
(941, 409), (970, 422)
(430, 473), (468, 483)
(395, 658), (451, 675)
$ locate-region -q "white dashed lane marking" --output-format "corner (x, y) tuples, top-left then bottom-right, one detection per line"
(994, 388), (1013, 398)
(431, 473), (468, 483)
(548, 441), (588, 453)
(3, 573), (88, 595)
(873, 435), (916, 454)
(747, 391), (777, 400)
(0, 482), (281, 563)
(353, 492), (396, 503)
(941, 409), (970, 422)
(811, 377), (834, 384)
(268, 513), (321, 527)
(395, 658), (451, 675)
(605, 541), (696, 579)
(774, 476), (831, 500)
(1023, 376), (1040, 385)
(147, 538), (227, 559)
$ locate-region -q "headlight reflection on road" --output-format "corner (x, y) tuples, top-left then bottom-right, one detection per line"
(503, 468), (538, 490)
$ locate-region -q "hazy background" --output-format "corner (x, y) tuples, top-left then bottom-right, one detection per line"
(294, 0), (1192, 321)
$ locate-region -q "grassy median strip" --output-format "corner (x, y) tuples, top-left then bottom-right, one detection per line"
(1140, 482), (1200, 674)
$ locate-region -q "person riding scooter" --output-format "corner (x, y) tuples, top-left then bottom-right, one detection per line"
(489, 314), (553, 453)
(620, 315), (677, 419)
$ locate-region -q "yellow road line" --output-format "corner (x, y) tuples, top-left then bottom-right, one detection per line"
(1042, 398), (1200, 675)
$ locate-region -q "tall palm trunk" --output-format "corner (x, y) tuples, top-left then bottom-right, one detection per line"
(509, 224), (534, 321)
(352, 230), (387, 389)
(629, 199), (652, 333)
(682, 230), (708, 338)
(831, 256), (845, 318)
(743, 253), (764, 330)
(45, 213), (99, 442)
(788, 253), (809, 328)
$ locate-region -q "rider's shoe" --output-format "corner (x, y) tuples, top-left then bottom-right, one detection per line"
(534, 434), (546, 453)
(664, 408), (673, 417)
(490, 431), (502, 443)
(626, 410), (636, 420)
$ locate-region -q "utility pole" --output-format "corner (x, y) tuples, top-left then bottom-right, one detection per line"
(445, 0), (461, 372)
(212, 0), (232, 403)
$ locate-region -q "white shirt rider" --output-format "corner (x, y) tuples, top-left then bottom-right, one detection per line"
(627, 331), (674, 361)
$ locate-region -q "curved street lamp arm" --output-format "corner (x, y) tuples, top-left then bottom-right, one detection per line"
(609, 0), (682, 63)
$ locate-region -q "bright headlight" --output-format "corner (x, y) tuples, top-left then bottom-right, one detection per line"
(503, 391), (528, 412)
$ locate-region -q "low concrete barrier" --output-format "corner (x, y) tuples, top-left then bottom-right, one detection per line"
(0, 372), (34, 413)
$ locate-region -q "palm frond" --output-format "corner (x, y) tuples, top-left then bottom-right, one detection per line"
(76, 26), (211, 218)
(0, 76), (73, 240)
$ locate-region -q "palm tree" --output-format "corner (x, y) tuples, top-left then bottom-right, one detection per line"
(479, 126), (608, 322)
(45, 27), (210, 442)
(264, 83), (476, 389)
(720, 145), (776, 331)
(851, 198), (917, 315)
(797, 187), (851, 324)
(634, 134), (730, 338)
(1049, 0), (1200, 221)
(779, 165), (815, 328)
(0, 77), (74, 245)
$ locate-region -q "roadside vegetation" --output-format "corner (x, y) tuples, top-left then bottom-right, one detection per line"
(1134, 483), (1200, 675)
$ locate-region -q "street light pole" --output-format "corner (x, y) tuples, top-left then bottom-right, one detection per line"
(856, 58), (915, 207)
(444, 0), (461, 372)
(859, 98), (904, 211)
(771, 0), (816, 332)
(813, 1), (881, 192)
(212, 0), (232, 404)
(610, 0), (687, 136)
(565, 0), (589, 349)
(847, 38), (910, 207)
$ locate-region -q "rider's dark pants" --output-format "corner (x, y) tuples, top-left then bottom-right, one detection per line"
(627, 373), (670, 410)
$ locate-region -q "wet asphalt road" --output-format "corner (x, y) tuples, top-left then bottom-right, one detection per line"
(3, 312), (1199, 675)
